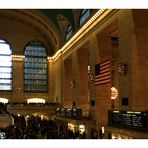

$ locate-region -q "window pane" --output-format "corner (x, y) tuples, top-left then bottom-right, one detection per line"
(0, 44), (12, 55)
(80, 9), (90, 25)
(0, 79), (12, 84)
(0, 62), (12, 67)
(65, 24), (73, 41)
(0, 85), (11, 90)
(0, 39), (12, 91)
(0, 56), (11, 62)
(24, 41), (48, 92)
(0, 73), (12, 79)
(0, 67), (12, 73)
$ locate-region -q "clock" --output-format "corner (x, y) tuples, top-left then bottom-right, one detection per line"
(15, 87), (21, 93)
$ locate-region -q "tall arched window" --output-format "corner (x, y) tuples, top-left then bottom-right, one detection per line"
(0, 39), (12, 91)
(24, 41), (48, 92)
(65, 24), (73, 41)
(79, 9), (90, 26)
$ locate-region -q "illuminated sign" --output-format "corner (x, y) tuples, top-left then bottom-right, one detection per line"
(109, 110), (148, 130)
(27, 98), (46, 104)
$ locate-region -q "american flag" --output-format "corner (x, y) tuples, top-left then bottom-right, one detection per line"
(95, 59), (111, 85)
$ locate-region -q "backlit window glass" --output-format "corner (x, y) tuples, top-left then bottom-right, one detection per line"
(24, 41), (48, 92)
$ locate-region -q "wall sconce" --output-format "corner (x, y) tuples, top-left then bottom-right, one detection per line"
(111, 86), (118, 109)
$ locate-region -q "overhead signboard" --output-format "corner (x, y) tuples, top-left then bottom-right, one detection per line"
(55, 108), (82, 120)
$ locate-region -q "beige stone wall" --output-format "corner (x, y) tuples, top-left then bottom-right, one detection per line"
(76, 45), (89, 110)
(0, 15), (53, 103)
(50, 58), (63, 104)
(12, 59), (24, 102)
(95, 31), (112, 129)
(58, 10), (148, 137)
(118, 10), (134, 110)
(131, 10), (148, 110)
(63, 56), (72, 108)
(59, 10), (121, 129)
(0, 17), (49, 55)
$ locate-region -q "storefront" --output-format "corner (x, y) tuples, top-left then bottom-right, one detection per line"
(54, 115), (95, 138)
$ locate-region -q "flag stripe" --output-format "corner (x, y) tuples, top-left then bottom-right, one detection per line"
(99, 59), (110, 65)
(95, 59), (111, 85)
(100, 65), (110, 71)
(95, 76), (110, 82)
(95, 73), (110, 79)
(95, 79), (111, 85)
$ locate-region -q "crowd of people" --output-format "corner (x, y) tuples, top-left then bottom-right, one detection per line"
(0, 103), (87, 139)
(0, 115), (85, 139)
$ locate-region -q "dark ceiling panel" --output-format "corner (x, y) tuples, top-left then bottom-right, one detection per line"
(39, 9), (75, 31)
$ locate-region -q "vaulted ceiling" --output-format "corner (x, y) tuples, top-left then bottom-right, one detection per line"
(0, 9), (97, 56)
(40, 9), (75, 31)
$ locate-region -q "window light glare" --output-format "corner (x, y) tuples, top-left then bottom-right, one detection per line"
(0, 44), (11, 55)
(113, 111), (119, 113)
(0, 98), (9, 104)
(27, 98), (46, 104)
(0, 39), (12, 91)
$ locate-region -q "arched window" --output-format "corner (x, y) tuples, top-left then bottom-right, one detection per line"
(79, 9), (90, 26)
(0, 39), (12, 91)
(24, 41), (48, 92)
(65, 24), (73, 41)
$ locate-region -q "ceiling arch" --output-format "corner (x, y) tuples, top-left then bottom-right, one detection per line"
(39, 9), (75, 32)
(0, 9), (62, 56)
(0, 9), (97, 56)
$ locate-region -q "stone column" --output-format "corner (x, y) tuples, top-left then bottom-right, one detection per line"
(118, 9), (135, 110)
(71, 51), (78, 107)
(63, 56), (72, 108)
(88, 35), (98, 120)
(12, 57), (24, 103)
(130, 10), (148, 110)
